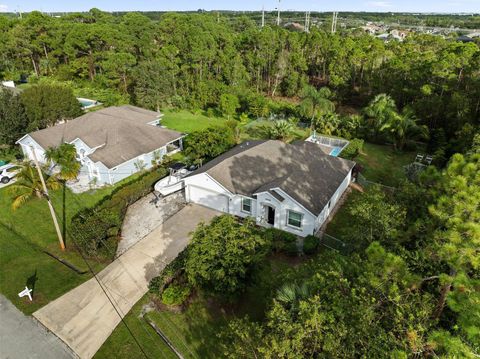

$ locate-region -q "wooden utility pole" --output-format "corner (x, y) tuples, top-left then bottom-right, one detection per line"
(30, 146), (65, 251)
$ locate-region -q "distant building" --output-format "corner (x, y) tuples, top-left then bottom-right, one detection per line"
(283, 22), (304, 32)
(17, 105), (184, 186)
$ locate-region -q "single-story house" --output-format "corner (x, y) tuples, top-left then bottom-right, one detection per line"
(183, 140), (356, 237)
(17, 105), (184, 185)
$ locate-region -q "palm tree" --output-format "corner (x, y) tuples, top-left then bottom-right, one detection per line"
(315, 111), (341, 136)
(264, 119), (295, 141)
(380, 108), (428, 150)
(44, 143), (81, 181)
(364, 94), (397, 140)
(44, 143), (81, 247)
(276, 282), (310, 313)
(9, 162), (61, 210)
(299, 85), (335, 130)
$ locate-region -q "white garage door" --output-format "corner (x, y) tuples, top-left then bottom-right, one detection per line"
(188, 185), (229, 213)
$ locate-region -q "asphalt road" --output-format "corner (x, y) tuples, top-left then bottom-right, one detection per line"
(0, 294), (76, 359)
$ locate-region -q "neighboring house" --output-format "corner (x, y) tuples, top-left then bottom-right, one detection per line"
(17, 105), (184, 185)
(183, 140), (355, 237)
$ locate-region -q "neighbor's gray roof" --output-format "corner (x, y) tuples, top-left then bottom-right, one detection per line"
(27, 105), (182, 168)
(189, 140), (355, 215)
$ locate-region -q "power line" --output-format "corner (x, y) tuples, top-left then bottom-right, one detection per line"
(50, 204), (150, 359)
(64, 190), (182, 358)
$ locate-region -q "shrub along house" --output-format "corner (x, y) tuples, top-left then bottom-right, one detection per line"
(183, 140), (355, 237)
(17, 105), (184, 186)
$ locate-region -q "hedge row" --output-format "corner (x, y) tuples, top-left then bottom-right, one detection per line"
(70, 166), (168, 258)
(265, 228), (299, 256)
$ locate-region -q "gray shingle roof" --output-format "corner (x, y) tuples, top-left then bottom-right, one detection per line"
(189, 140), (355, 215)
(27, 105), (182, 168)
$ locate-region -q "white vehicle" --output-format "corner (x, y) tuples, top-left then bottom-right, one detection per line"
(0, 164), (20, 184)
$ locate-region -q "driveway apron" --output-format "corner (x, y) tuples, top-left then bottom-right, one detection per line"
(33, 204), (219, 359)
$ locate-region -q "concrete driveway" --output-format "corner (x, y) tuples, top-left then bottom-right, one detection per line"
(117, 191), (186, 256)
(0, 295), (76, 359)
(33, 204), (219, 359)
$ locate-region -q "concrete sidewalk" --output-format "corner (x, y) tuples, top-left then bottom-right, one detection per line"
(0, 295), (76, 359)
(33, 204), (219, 359)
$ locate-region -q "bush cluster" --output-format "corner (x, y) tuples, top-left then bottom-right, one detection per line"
(70, 166), (168, 258)
(303, 235), (320, 255)
(161, 284), (191, 306)
(148, 248), (188, 294)
(341, 138), (364, 160)
(265, 228), (298, 256)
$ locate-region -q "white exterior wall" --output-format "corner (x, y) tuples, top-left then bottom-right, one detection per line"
(230, 194), (258, 219)
(184, 173), (232, 213)
(17, 135), (47, 163)
(184, 173), (317, 237)
(255, 190), (316, 237)
(314, 169), (353, 231)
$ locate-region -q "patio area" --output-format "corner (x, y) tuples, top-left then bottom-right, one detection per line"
(67, 172), (103, 194)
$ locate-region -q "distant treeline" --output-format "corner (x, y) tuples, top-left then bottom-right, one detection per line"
(0, 9), (478, 157)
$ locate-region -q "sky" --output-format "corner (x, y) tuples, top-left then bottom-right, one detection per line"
(1, 0), (479, 14)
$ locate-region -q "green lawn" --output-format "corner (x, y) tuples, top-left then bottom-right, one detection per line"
(161, 109), (227, 133)
(353, 142), (417, 187)
(96, 255), (299, 358)
(94, 296), (178, 359)
(323, 190), (361, 241)
(0, 184), (118, 314)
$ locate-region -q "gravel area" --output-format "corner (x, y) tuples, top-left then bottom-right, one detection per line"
(117, 191), (186, 257)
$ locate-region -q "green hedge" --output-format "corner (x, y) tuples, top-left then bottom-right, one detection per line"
(265, 228), (298, 256)
(303, 235), (320, 255)
(341, 138), (364, 160)
(70, 166), (168, 258)
(161, 284), (191, 306)
(149, 248), (188, 294)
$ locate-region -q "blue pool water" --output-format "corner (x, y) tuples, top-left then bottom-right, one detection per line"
(78, 98), (97, 108)
(329, 147), (342, 156)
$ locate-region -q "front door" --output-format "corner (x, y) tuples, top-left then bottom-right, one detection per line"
(266, 206), (275, 225)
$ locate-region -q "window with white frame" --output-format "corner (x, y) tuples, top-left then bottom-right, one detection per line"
(241, 197), (252, 213)
(287, 210), (303, 228)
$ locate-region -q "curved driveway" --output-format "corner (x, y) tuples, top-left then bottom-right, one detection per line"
(33, 204), (219, 359)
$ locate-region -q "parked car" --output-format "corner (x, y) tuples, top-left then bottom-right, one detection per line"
(0, 164), (20, 184)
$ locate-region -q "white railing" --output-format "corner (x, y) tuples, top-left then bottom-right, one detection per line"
(305, 134), (349, 155)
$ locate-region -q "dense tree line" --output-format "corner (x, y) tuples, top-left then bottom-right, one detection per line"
(172, 149), (479, 358)
(0, 84), (81, 145)
(1, 9), (478, 157)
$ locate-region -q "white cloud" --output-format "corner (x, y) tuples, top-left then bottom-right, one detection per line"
(366, 1), (393, 8)
(0, 4), (8, 12)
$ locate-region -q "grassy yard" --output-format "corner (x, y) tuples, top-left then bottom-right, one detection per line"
(161, 109), (227, 133)
(0, 184), (118, 314)
(353, 142), (416, 187)
(95, 255), (298, 358)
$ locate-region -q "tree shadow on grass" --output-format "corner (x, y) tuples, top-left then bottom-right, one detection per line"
(181, 298), (230, 358)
